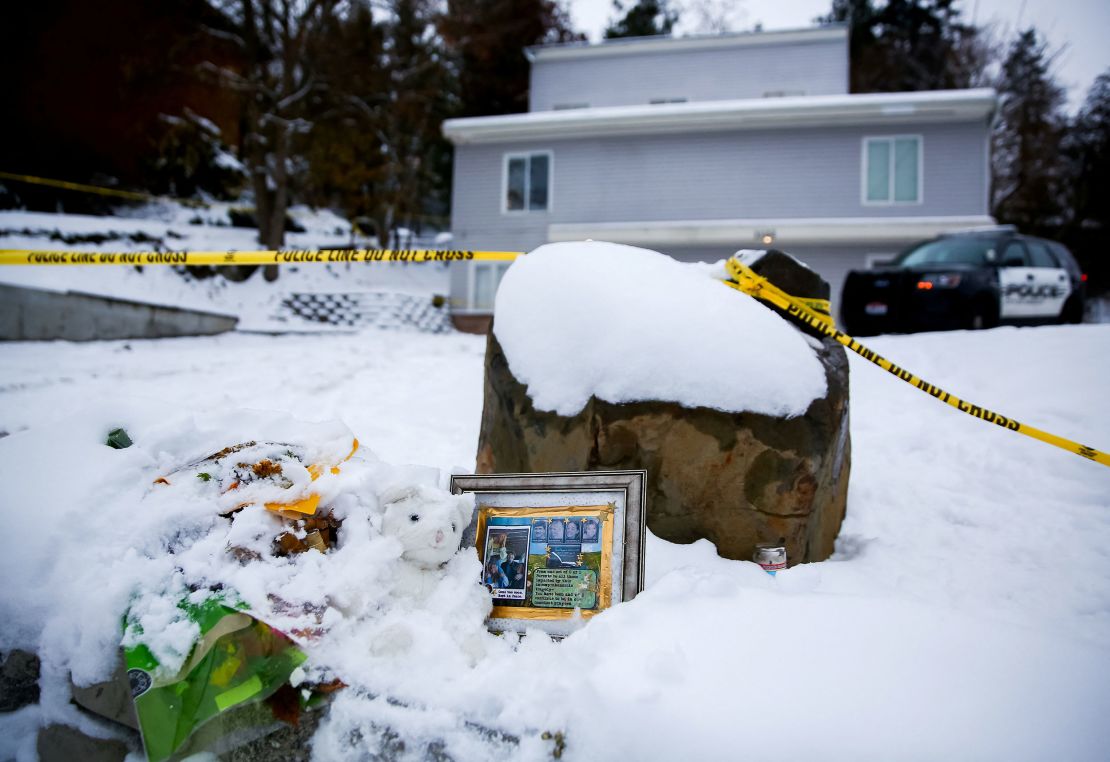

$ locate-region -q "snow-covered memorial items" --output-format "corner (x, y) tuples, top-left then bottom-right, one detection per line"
(121, 594), (309, 761)
(477, 242), (851, 567)
(110, 438), (360, 760)
(0, 409), (559, 760)
(378, 484), (477, 599)
(452, 471), (647, 637)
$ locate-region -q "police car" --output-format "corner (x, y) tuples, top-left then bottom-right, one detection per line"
(840, 227), (1086, 336)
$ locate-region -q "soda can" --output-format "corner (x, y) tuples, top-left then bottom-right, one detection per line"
(753, 543), (787, 575)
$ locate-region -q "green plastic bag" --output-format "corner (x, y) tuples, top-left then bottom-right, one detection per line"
(124, 595), (306, 761)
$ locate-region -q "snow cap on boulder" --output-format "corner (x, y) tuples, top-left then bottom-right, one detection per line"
(493, 241), (827, 417)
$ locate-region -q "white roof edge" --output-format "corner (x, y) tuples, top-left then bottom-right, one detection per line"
(525, 25), (848, 63)
(547, 216), (998, 247)
(443, 89), (998, 145)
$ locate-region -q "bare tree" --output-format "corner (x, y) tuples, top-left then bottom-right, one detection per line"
(203, 1), (347, 278)
(681, 0), (746, 35)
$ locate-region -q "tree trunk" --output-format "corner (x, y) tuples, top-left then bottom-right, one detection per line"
(260, 126), (290, 282)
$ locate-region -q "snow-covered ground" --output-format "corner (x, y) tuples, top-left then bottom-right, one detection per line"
(0, 315), (1108, 759)
(0, 207), (450, 331)
(1, 214), (1108, 758)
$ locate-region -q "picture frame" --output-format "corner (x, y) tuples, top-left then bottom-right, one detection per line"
(450, 470), (647, 637)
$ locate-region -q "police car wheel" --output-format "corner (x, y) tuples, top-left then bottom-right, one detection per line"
(966, 298), (996, 330)
(1062, 295), (1084, 324)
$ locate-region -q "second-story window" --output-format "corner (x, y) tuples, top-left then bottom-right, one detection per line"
(863, 136), (922, 204)
(504, 152), (551, 212)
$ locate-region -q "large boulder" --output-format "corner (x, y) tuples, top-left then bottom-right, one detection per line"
(476, 250), (850, 566)
(0, 650), (41, 712)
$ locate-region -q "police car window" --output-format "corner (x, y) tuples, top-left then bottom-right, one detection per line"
(1000, 241), (1030, 267)
(898, 238), (994, 267)
(1027, 240), (1058, 268)
(1047, 241), (1081, 278)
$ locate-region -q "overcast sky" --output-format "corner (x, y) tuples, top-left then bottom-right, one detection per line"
(566, 0), (1110, 111)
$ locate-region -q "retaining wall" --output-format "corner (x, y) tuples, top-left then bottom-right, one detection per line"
(0, 283), (238, 341)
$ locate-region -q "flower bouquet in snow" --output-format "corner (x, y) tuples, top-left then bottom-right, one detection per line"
(120, 437), (359, 759)
(122, 592), (308, 762)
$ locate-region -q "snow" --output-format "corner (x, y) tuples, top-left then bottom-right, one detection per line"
(0, 331), (486, 471)
(493, 241), (827, 417)
(213, 148), (246, 173)
(0, 212), (1108, 758)
(442, 88), (997, 141)
(0, 207), (450, 331)
(0, 318), (1107, 759)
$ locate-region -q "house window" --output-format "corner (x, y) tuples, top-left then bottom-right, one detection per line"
(471, 262), (512, 311)
(503, 152), (551, 213)
(863, 136), (922, 204)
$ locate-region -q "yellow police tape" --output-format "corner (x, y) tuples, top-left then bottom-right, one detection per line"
(0, 249), (522, 266)
(0, 170), (209, 209)
(0, 240), (1101, 468)
(792, 296), (833, 325)
(723, 257), (1110, 468)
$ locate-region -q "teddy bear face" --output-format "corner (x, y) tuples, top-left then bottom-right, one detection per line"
(380, 485), (474, 568)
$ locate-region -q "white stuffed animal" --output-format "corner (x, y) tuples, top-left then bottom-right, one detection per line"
(379, 484), (474, 598)
(371, 484), (478, 658)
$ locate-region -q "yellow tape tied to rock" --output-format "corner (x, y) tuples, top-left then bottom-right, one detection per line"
(0, 239), (1102, 468)
(722, 256), (1110, 468)
(0, 249), (521, 266)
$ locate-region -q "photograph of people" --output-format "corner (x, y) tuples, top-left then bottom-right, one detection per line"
(531, 519), (547, 542)
(484, 558), (508, 589)
(549, 519), (565, 542)
(566, 519), (580, 540)
(583, 519), (598, 541)
(503, 551), (527, 589)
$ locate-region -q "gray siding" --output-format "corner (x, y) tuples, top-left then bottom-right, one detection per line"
(449, 120), (991, 253)
(450, 145), (550, 254)
(530, 37), (848, 111)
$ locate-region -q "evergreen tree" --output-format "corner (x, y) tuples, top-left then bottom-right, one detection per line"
(302, 0), (454, 244)
(1067, 71), (1110, 234)
(1061, 70), (1110, 292)
(439, 0), (581, 118)
(820, 0), (992, 93)
(603, 0), (679, 39)
(377, 0), (456, 242)
(1, 0), (245, 212)
(991, 28), (1067, 233)
(300, 1), (390, 232)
